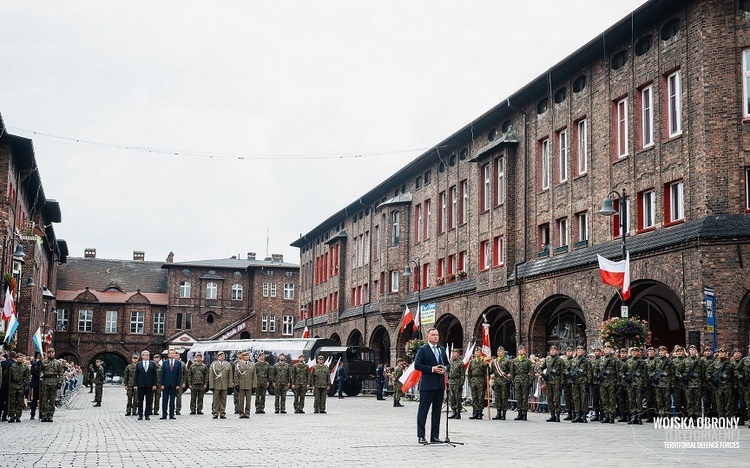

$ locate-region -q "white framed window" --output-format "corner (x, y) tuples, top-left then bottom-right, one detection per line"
(440, 191), (447, 233)
(56, 309), (68, 331)
(641, 85), (654, 147)
(482, 163), (491, 210)
(270, 283), (277, 298)
(391, 211), (400, 246)
(541, 139), (550, 189)
(105, 310), (117, 334)
(557, 218), (568, 247)
(746, 168), (750, 210)
(577, 119), (587, 175)
(363, 231), (370, 264)
(176, 312), (191, 330)
(669, 180), (684, 222)
(390, 270), (399, 293)
(493, 236), (505, 267)
(480, 240), (490, 271)
(496, 157), (505, 205)
(130, 311), (145, 334)
(78, 309), (92, 332)
(416, 205), (423, 243)
(450, 186), (457, 229)
(179, 281), (191, 298)
(744, 49), (750, 118)
(374, 225), (380, 259)
(261, 314), (268, 332)
(269, 315), (276, 332)
(284, 283), (294, 300)
(642, 190), (656, 229)
(206, 282), (217, 299)
(577, 212), (588, 243)
(558, 130), (567, 183)
(153, 312), (165, 335)
(231, 283), (243, 300)
(282, 316), (294, 336)
(262, 282), (269, 297)
(616, 97), (629, 158)
(461, 180), (468, 224)
(667, 71), (682, 137)
(424, 201), (430, 239)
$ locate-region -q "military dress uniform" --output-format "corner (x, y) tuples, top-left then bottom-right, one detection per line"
(209, 358), (234, 418)
(123, 358), (138, 416)
(234, 359), (257, 418)
(255, 359), (271, 413)
(447, 357), (464, 418)
(539, 352), (566, 422)
(188, 361), (209, 414)
(92, 363), (105, 406)
(392, 364), (404, 407)
(290, 361), (309, 413)
(39, 352), (63, 422)
(467, 357), (488, 419)
(8, 359), (30, 423)
(511, 354), (534, 420)
(272, 360), (291, 413)
(491, 356), (512, 420)
(309, 363), (330, 413)
(568, 350), (590, 423)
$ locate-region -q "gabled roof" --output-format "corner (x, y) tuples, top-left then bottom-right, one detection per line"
(163, 258), (298, 269)
(56, 289), (168, 306)
(57, 257), (168, 293)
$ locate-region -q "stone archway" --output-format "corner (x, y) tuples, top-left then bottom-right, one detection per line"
(347, 329), (364, 347)
(91, 352), (128, 379)
(529, 295), (585, 356)
(369, 326), (391, 365)
(604, 280), (684, 350)
(472, 306), (517, 356)
(330, 333), (342, 345)
(396, 326), (417, 361)
(435, 313), (463, 350)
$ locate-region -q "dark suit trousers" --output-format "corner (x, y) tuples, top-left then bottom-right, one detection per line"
(162, 387), (177, 417)
(137, 387), (153, 416)
(417, 389), (444, 439)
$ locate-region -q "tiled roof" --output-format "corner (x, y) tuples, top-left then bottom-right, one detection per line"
(404, 277), (476, 304)
(56, 289), (168, 306)
(339, 302), (381, 320)
(164, 258), (299, 269)
(57, 257), (168, 293)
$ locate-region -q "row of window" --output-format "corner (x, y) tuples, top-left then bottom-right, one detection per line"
(178, 281), (294, 300)
(260, 314), (294, 335)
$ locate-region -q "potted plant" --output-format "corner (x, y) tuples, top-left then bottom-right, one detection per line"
(457, 270), (468, 279)
(445, 273), (456, 283)
(435, 277), (445, 286)
(405, 339), (425, 358)
(600, 316), (651, 348)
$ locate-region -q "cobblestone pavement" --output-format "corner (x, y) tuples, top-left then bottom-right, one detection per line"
(2, 385), (748, 467)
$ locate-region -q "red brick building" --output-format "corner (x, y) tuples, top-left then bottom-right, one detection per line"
(293, 0), (750, 364)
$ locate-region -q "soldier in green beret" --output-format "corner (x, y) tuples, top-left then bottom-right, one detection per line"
(511, 345), (533, 421)
(538, 345), (565, 422)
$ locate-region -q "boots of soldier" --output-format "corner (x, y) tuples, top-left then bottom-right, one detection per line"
(617, 413), (628, 422)
(571, 412), (580, 423)
(514, 410), (524, 421)
(590, 410), (600, 422)
(447, 410), (456, 419)
(581, 411), (589, 423)
(546, 411), (556, 422)
(501, 410), (507, 420)
(523, 411), (528, 420)
(563, 410), (573, 421)
(455, 410), (461, 420)
(635, 415), (642, 425)
(627, 414), (636, 425)
(393, 401), (398, 407)
(469, 410), (477, 420)
(478, 412), (484, 420)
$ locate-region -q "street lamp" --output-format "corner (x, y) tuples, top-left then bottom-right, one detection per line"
(598, 188), (629, 315)
(402, 260), (421, 338)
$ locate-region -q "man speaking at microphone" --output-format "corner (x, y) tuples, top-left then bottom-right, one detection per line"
(415, 327), (449, 444)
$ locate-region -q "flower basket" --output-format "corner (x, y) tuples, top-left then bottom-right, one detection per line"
(456, 270), (467, 279)
(445, 273), (456, 283)
(435, 277), (445, 286)
(600, 316), (651, 348)
(405, 339), (425, 358)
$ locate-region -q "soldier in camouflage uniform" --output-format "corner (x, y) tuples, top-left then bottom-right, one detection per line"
(176, 356), (187, 415)
(272, 353), (291, 414)
(511, 345), (533, 421)
(616, 348), (630, 422)
(8, 353), (30, 423)
(392, 358), (405, 407)
(152, 354), (162, 416)
(92, 358), (105, 406)
(738, 345), (750, 425)
(701, 346), (715, 417)
(643, 347), (657, 422)
(589, 347), (602, 421)
(491, 346), (512, 420)
(624, 347), (646, 424)
(309, 355), (331, 413)
(290, 354), (309, 414)
(447, 350), (464, 419)
(467, 347), (488, 420)
(672, 346), (687, 416)
(730, 349), (745, 424)
(596, 343), (617, 424)
(709, 347), (735, 418)
(255, 352), (270, 414)
(678, 344), (704, 421)
(234, 351), (257, 418)
(188, 353), (209, 414)
(39, 348), (62, 422)
(123, 354), (138, 416)
(650, 345), (674, 418)
(568, 345), (589, 423)
(561, 346), (575, 421)
(539, 345), (565, 422)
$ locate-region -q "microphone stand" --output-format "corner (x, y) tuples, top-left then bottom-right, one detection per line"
(441, 350), (463, 447)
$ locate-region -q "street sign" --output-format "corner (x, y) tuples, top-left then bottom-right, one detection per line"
(620, 305), (628, 318)
(420, 302), (436, 325)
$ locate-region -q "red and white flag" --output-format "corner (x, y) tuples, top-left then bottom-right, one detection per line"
(463, 342), (476, 369)
(330, 357), (342, 384)
(597, 252), (631, 300)
(399, 305), (416, 333)
(481, 322), (491, 357)
(399, 362), (422, 393)
(2, 287), (14, 320)
(301, 326), (310, 338)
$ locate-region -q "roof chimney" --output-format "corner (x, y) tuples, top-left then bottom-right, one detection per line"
(271, 254), (283, 263)
(84, 248), (96, 259)
(247, 252), (256, 260)
(166, 252), (174, 263)
(133, 251), (145, 261)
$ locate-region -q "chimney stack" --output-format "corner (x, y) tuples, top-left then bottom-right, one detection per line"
(247, 252), (256, 260)
(133, 251), (145, 261)
(166, 252), (174, 263)
(271, 254), (283, 263)
(84, 248), (96, 259)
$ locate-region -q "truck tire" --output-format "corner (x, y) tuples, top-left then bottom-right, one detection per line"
(344, 382), (362, 397)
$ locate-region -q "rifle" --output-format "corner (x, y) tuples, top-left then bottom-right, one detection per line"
(593, 357), (612, 385)
(650, 358), (670, 388)
(566, 356), (585, 384)
(619, 360), (643, 389)
(709, 361), (730, 389)
(679, 358), (701, 386)
(540, 356), (560, 382)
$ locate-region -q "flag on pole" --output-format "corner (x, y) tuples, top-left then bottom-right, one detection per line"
(481, 321), (491, 357)
(597, 252), (631, 300)
(3, 313), (18, 344)
(399, 305), (416, 333)
(463, 342), (476, 369)
(44, 328), (54, 348)
(302, 326), (310, 338)
(2, 287), (14, 320)
(399, 362), (422, 393)
(306, 355), (316, 369)
(330, 357), (342, 384)
(32, 327), (44, 356)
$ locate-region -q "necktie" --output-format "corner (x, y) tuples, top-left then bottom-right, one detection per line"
(170, 360), (174, 370)
(144, 362), (148, 372)
(433, 346), (440, 363)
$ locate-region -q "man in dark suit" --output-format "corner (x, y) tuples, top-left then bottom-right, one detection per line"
(133, 350), (157, 420)
(160, 349), (183, 419)
(414, 327), (449, 444)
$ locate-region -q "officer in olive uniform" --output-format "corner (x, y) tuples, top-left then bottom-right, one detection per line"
(234, 351), (257, 418)
(539, 345), (566, 422)
(491, 346), (512, 420)
(39, 348), (63, 422)
(710, 347), (735, 418)
(392, 358), (405, 407)
(561, 346), (575, 421)
(511, 345), (533, 421)
(255, 352), (271, 414)
(650, 345), (674, 418)
(152, 354), (162, 416)
(188, 353), (209, 414)
(568, 345), (589, 423)
(309, 355), (331, 413)
(595, 343), (617, 424)
(92, 358), (105, 406)
(272, 354), (291, 414)
(8, 353), (30, 423)
(678, 344), (704, 421)
(447, 350), (464, 419)
(209, 351), (233, 419)
(290, 354), (309, 414)
(624, 347), (646, 424)
(467, 347), (488, 420)
(589, 347), (602, 421)
(123, 354), (138, 416)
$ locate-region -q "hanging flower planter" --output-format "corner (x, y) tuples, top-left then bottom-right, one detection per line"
(600, 316), (651, 348)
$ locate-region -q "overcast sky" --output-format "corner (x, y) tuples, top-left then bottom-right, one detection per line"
(0, 0), (648, 265)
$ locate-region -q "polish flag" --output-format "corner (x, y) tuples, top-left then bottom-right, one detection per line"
(399, 362), (422, 393)
(463, 342), (476, 369)
(306, 355), (316, 369)
(44, 328), (54, 347)
(302, 326), (310, 338)
(597, 252), (631, 300)
(399, 305), (416, 333)
(330, 357), (342, 384)
(481, 322), (491, 357)
(2, 287), (14, 320)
